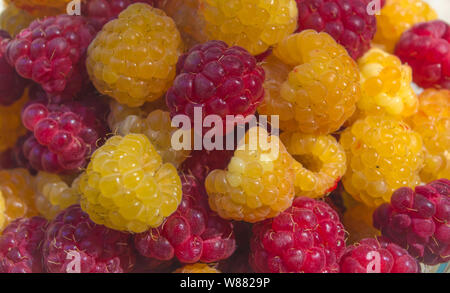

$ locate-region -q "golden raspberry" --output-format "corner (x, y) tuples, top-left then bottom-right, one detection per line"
(0, 191), (5, 229)
(0, 168), (38, 229)
(109, 107), (191, 168)
(79, 133), (182, 233)
(280, 132), (346, 198)
(198, 0), (298, 55)
(258, 31), (360, 135)
(0, 89), (28, 152)
(86, 3), (183, 107)
(173, 263), (220, 273)
(205, 127), (295, 222)
(407, 89), (450, 183)
(34, 172), (80, 220)
(340, 115), (424, 207)
(7, 0), (68, 16)
(0, 4), (35, 37)
(356, 48), (418, 119)
(373, 0), (437, 53)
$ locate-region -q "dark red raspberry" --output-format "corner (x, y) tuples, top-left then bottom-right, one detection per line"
(21, 95), (109, 173)
(295, 0), (377, 59)
(0, 217), (48, 273)
(134, 173), (236, 264)
(42, 205), (135, 273)
(5, 15), (97, 96)
(218, 222), (253, 273)
(166, 40), (265, 134)
(0, 30), (28, 106)
(340, 237), (419, 273)
(82, 0), (156, 30)
(373, 179), (450, 265)
(250, 197), (346, 273)
(395, 20), (450, 89)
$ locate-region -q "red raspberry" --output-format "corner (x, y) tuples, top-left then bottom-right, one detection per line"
(166, 41), (265, 134)
(82, 0), (156, 30)
(395, 20), (450, 89)
(134, 173), (236, 264)
(42, 205), (135, 273)
(0, 217), (48, 273)
(21, 96), (109, 173)
(295, 0), (377, 59)
(340, 237), (419, 273)
(373, 179), (450, 265)
(249, 197), (346, 273)
(5, 15), (97, 96)
(0, 30), (28, 106)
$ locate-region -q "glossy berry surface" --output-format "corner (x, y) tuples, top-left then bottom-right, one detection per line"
(5, 15), (97, 95)
(340, 115), (424, 207)
(259, 30), (360, 135)
(87, 3), (183, 107)
(166, 40), (265, 134)
(295, 0), (376, 59)
(42, 205), (135, 273)
(135, 174), (235, 263)
(198, 0), (298, 55)
(395, 20), (450, 90)
(174, 263), (220, 273)
(0, 217), (48, 273)
(79, 134), (182, 233)
(250, 197), (346, 273)
(181, 149), (234, 184)
(340, 237), (419, 273)
(373, 179), (450, 265)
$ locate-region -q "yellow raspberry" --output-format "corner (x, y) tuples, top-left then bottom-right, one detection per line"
(356, 48), (418, 119)
(7, 0), (68, 16)
(0, 89), (28, 152)
(198, 0), (298, 55)
(79, 133), (182, 233)
(173, 263), (220, 273)
(373, 0), (437, 53)
(0, 191), (5, 230)
(0, 4), (35, 37)
(340, 115), (424, 207)
(0, 168), (38, 229)
(109, 107), (191, 168)
(258, 31), (361, 135)
(341, 191), (379, 244)
(34, 172), (80, 220)
(280, 132), (346, 198)
(407, 89), (450, 183)
(86, 3), (183, 107)
(205, 127), (295, 222)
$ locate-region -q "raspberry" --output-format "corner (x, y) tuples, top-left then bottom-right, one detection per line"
(79, 134), (183, 233)
(21, 99), (108, 173)
(295, 0), (376, 60)
(258, 31), (360, 135)
(158, 0), (208, 49)
(356, 48), (418, 118)
(5, 15), (97, 95)
(407, 89), (450, 183)
(34, 172), (81, 219)
(373, 0), (437, 53)
(0, 87), (28, 152)
(198, 0), (298, 55)
(280, 132), (346, 198)
(339, 237), (419, 273)
(109, 108), (190, 168)
(0, 4), (36, 37)
(82, 0), (156, 30)
(174, 263), (220, 273)
(135, 173), (235, 263)
(249, 197), (346, 273)
(373, 179), (450, 265)
(86, 3), (183, 107)
(9, 0), (70, 14)
(0, 217), (48, 273)
(205, 127), (295, 222)
(181, 149), (234, 184)
(218, 222), (253, 273)
(395, 20), (450, 90)
(42, 205), (136, 273)
(0, 191), (5, 229)
(340, 115), (424, 207)
(0, 168), (38, 229)
(166, 40), (265, 134)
